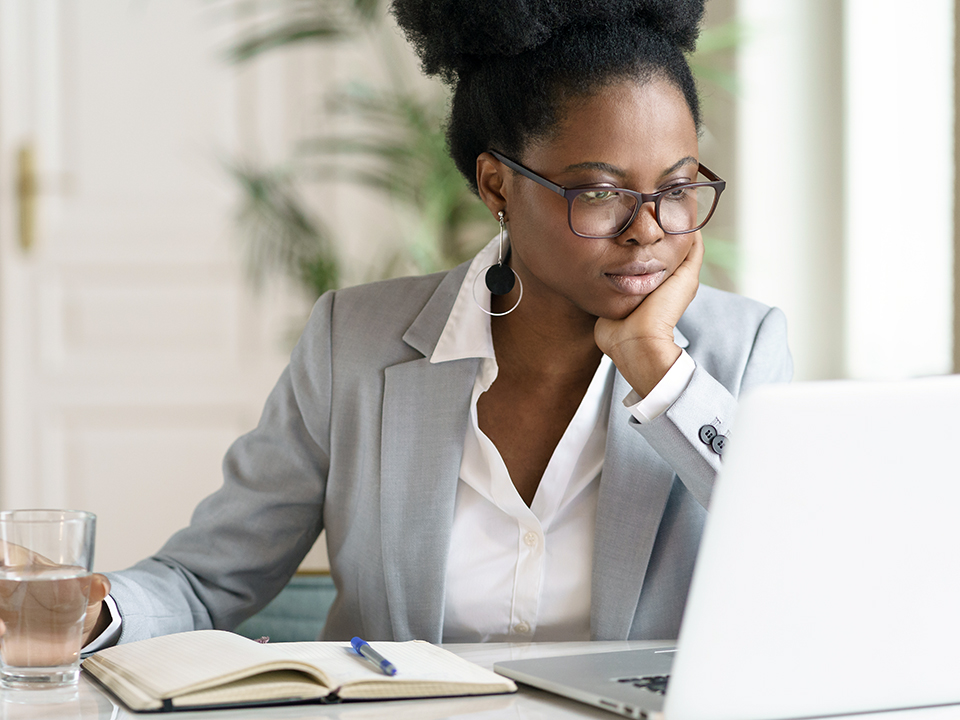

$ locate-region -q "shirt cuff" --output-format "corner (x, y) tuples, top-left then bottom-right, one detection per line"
(623, 349), (696, 423)
(81, 595), (122, 654)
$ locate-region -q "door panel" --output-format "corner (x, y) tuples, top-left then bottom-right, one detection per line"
(0, 0), (329, 573)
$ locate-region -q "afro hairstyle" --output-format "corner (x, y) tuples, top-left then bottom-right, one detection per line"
(392, 0), (706, 193)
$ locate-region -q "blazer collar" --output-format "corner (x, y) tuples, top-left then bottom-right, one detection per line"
(401, 261), (472, 359)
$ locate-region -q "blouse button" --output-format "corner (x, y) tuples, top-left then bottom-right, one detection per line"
(523, 531), (539, 547)
(513, 622), (531, 634)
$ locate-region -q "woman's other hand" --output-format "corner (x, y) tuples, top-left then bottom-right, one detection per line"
(595, 232), (704, 397)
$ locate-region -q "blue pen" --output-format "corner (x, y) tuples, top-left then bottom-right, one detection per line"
(351, 637), (398, 676)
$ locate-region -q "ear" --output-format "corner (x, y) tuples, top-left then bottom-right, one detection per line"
(476, 152), (510, 219)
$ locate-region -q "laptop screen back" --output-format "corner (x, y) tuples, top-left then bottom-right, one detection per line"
(665, 377), (960, 720)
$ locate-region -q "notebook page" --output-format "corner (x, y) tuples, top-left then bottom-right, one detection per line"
(91, 630), (295, 697)
(173, 671), (333, 707)
(259, 641), (509, 687)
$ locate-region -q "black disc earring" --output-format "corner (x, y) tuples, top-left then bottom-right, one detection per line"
(485, 263), (516, 296)
(473, 210), (522, 316)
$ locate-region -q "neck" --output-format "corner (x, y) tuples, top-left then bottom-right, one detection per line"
(490, 287), (602, 380)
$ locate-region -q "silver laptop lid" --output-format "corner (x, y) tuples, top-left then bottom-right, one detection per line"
(665, 376), (960, 720)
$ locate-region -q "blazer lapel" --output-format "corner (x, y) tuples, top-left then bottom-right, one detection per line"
(379, 264), (478, 642)
(590, 327), (690, 639)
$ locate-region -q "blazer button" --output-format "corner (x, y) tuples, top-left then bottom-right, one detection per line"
(698, 424), (718, 445)
(711, 434), (728, 455)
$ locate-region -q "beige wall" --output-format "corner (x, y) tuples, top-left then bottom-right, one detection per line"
(736, 0), (953, 381)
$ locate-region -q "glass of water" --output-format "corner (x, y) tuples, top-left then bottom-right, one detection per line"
(0, 510), (96, 689)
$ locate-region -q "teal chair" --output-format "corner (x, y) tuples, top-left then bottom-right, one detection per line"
(234, 573), (336, 642)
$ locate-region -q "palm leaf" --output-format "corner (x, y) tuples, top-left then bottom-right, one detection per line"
(230, 20), (349, 62)
(228, 162), (340, 296)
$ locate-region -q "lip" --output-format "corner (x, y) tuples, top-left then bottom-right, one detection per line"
(603, 261), (668, 296)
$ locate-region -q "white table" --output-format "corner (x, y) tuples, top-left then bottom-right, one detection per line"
(3, 641), (960, 720)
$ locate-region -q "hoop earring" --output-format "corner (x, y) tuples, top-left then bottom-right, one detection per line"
(473, 211), (522, 317)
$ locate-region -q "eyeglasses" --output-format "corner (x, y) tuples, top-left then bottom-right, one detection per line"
(489, 150), (726, 238)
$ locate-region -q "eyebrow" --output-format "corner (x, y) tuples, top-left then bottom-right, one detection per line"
(562, 155), (699, 180)
(562, 160), (626, 177)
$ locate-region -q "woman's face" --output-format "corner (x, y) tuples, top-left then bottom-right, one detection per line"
(496, 77), (700, 321)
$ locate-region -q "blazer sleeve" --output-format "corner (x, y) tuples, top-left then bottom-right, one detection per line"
(105, 292), (336, 644)
(629, 305), (792, 509)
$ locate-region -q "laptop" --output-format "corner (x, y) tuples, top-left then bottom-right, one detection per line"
(495, 376), (960, 720)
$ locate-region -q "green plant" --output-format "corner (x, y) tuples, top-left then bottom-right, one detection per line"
(229, 162), (339, 294)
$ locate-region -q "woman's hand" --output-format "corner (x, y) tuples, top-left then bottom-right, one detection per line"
(595, 232), (704, 397)
(0, 541), (112, 647)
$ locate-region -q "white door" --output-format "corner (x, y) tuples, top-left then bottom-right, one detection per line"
(0, 0), (327, 573)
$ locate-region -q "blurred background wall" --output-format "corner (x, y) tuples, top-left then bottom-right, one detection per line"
(0, 0), (953, 572)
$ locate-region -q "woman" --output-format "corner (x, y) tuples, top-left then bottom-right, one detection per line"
(82, 0), (791, 647)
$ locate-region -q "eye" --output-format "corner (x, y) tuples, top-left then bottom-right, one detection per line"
(578, 190), (621, 205)
(662, 184), (692, 202)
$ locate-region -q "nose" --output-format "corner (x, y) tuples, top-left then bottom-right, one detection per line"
(617, 200), (662, 246)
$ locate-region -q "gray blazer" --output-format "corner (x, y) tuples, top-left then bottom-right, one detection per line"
(107, 261), (792, 644)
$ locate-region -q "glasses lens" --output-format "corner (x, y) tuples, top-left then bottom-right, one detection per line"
(658, 183), (718, 234)
(569, 190), (638, 238)
(569, 179), (720, 237)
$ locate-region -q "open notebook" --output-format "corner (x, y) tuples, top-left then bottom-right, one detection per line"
(82, 629), (515, 712)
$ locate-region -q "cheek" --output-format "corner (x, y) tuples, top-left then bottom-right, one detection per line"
(518, 226), (601, 283)
(507, 194), (578, 263)
(655, 232), (695, 276)
(509, 184), (567, 236)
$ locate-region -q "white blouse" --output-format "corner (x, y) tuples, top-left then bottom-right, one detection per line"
(432, 236), (695, 642)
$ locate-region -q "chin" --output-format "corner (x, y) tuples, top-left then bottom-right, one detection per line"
(592, 294), (647, 321)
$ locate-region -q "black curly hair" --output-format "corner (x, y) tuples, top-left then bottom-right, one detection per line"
(392, 0), (706, 194)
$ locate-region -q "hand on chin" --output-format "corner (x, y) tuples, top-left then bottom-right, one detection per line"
(594, 233), (704, 396)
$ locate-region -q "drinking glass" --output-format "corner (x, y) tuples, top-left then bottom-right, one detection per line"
(0, 510), (96, 689)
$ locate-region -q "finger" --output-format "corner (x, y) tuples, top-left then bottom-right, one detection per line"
(686, 231), (705, 268)
(88, 573), (111, 607)
(647, 232), (703, 318)
(83, 574), (111, 639)
(631, 234), (703, 323)
(666, 231), (704, 287)
(0, 541), (61, 568)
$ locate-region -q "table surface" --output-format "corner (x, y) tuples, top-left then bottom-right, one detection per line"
(3, 641), (960, 720)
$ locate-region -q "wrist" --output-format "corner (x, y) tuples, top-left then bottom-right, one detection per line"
(611, 340), (681, 398)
